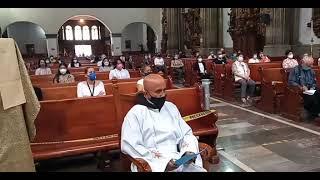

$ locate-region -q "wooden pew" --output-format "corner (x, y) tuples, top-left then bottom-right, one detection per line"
(31, 95), (120, 161)
(223, 62), (282, 101)
(256, 68), (285, 113)
(213, 64), (225, 98)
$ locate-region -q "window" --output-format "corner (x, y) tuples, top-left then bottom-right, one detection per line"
(91, 26), (99, 40)
(82, 26), (90, 40)
(75, 45), (92, 57)
(61, 26), (65, 40)
(75, 25), (82, 40)
(65, 25), (73, 40)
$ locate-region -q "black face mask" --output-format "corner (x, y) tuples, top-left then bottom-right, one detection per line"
(149, 95), (166, 110)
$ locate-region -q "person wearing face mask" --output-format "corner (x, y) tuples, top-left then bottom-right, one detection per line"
(53, 63), (75, 84)
(282, 50), (298, 71)
(99, 58), (113, 72)
(207, 51), (216, 60)
(137, 65), (153, 92)
(122, 74), (207, 172)
(109, 62), (130, 80)
(35, 59), (52, 75)
(77, 67), (106, 98)
(171, 54), (185, 83)
(68, 57), (82, 68)
(125, 55), (135, 70)
(154, 53), (166, 73)
(213, 51), (227, 64)
(143, 54), (151, 66)
(258, 51), (270, 63)
(193, 55), (209, 79)
(232, 54), (256, 106)
(288, 56), (320, 121)
(45, 58), (53, 68)
(248, 53), (260, 64)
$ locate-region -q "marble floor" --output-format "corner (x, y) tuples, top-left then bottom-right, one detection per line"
(35, 96), (320, 172)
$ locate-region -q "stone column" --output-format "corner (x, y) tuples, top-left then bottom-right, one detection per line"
(200, 8), (221, 55)
(166, 8), (179, 54)
(45, 34), (58, 57)
(263, 8), (296, 56)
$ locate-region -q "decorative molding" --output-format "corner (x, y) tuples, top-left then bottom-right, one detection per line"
(111, 33), (122, 37)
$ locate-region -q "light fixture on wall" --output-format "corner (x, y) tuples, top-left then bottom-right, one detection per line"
(79, 19), (84, 23)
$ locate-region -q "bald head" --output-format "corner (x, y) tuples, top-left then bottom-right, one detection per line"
(143, 74), (166, 98)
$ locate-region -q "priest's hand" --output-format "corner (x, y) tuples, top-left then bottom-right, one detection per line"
(165, 159), (178, 172)
(183, 151), (196, 164)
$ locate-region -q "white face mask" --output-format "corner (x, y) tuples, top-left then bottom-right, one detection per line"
(218, 55), (223, 58)
(238, 57), (244, 62)
(253, 55), (257, 59)
(198, 58), (203, 62)
(60, 68), (67, 75)
(46, 60), (50, 64)
(288, 54), (293, 59)
(73, 60), (78, 63)
(174, 56), (179, 59)
(104, 62), (109, 66)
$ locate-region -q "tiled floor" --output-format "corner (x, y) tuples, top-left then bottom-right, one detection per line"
(36, 96), (320, 172)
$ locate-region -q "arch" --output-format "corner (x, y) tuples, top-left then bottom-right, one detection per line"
(121, 22), (157, 53)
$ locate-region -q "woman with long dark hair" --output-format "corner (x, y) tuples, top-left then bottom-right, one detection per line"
(99, 58), (113, 72)
(53, 63), (75, 84)
(35, 59), (52, 75)
(68, 57), (82, 68)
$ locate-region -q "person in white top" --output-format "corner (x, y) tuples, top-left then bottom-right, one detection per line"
(35, 59), (52, 75)
(109, 61), (130, 80)
(154, 53), (165, 73)
(248, 53), (260, 64)
(121, 74), (206, 172)
(232, 54), (256, 106)
(68, 58), (81, 68)
(137, 65), (153, 92)
(77, 67), (106, 98)
(282, 50), (298, 71)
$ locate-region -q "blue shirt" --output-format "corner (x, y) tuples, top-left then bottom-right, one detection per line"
(288, 65), (317, 89)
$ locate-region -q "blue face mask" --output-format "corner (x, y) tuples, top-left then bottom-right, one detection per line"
(88, 72), (96, 81)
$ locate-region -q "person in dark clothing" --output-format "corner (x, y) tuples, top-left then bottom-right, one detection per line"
(288, 56), (320, 120)
(213, 50), (227, 64)
(33, 86), (43, 101)
(193, 55), (210, 79)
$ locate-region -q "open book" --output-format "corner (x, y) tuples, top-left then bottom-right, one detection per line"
(303, 89), (316, 95)
(174, 148), (207, 167)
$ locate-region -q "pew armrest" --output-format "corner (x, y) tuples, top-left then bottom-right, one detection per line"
(123, 142), (213, 172)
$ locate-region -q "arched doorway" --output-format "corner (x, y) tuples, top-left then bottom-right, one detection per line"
(2, 21), (47, 57)
(121, 22), (156, 54)
(57, 15), (112, 58)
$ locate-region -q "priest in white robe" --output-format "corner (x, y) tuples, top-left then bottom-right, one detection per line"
(121, 74), (206, 172)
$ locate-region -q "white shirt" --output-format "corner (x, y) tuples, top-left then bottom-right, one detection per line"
(109, 68), (130, 80)
(248, 58), (260, 63)
(35, 68), (52, 75)
(154, 57), (164, 66)
(232, 61), (250, 82)
(121, 102), (203, 172)
(137, 78), (144, 86)
(198, 63), (205, 73)
(77, 81), (106, 98)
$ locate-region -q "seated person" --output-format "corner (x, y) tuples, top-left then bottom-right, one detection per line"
(154, 53), (166, 73)
(178, 51), (186, 58)
(99, 58), (114, 72)
(35, 59), (52, 75)
(49, 55), (56, 63)
(77, 67), (106, 98)
(171, 54), (185, 83)
(137, 65), (153, 92)
(207, 51), (216, 60)
(193, 55), (210, 79)
(248, 53), (260, 63)
(45, 58), (53, 67)
(289, 56), (320, 120)
(220, 48), (228, 59)
(68, 57), (82, 68)
(125, 55), (135, 69)
(282, 50), (298, 71)
(120, 55), (126, 62)
(213, 50), (227, 64)
(258, 51), (271, 63)
(109, 61), (130, 80)
(230, 51), (239, 62)
(232, 53), (256, 106)
(143, 54), (151, 66)
(121, 74), (206, 172)
(53, 63), (75, 84)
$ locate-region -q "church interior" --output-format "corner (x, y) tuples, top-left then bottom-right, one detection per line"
(1, 8), (320, 172)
